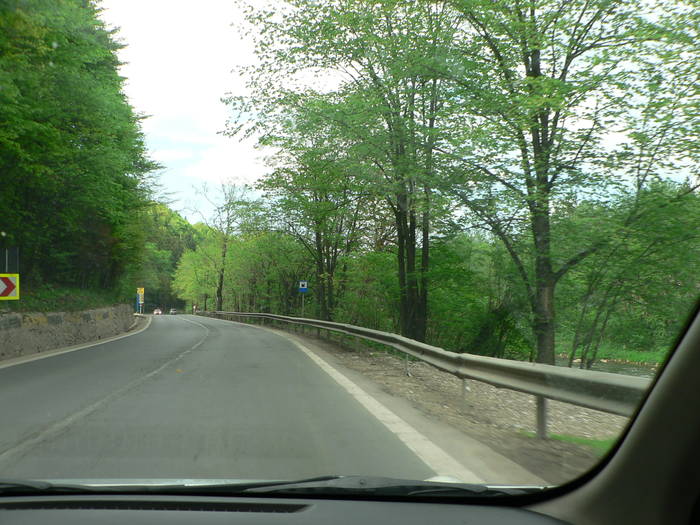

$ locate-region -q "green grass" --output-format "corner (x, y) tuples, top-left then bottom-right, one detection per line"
(520, 430), (617, 457)
(592, 347), (667, 365)
(0, 284), (124, 313)
(557, 340), (667, 365)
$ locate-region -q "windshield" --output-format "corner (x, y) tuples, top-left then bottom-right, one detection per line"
(0, 0), (698, 497)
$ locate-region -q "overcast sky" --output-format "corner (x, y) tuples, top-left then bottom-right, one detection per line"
(98, 1), (264, 222)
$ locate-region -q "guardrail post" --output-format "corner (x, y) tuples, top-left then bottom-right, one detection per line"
(536, 396), (548, 439)
(461, 378), (468, 406)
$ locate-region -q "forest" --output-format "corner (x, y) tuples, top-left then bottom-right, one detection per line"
(174, 0), (700, 367)
(0, 0), (193, 312)
(3, 0), (699, 369)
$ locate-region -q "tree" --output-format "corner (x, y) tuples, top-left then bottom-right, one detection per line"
(172, 226), (221, 311)
(227, 0), (462, 340)
(224, 231), (313, 314)
(192, 184), (257, 311)
(257, 97), (373, 320)
(556, 184), (700, 368)
(428, 233), (531, 359)
(130, 203), (196, 309)
(441, 0), (700, 363)
(0, 0), (157, 294)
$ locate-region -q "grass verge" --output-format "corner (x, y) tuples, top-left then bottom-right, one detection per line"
(0, 284), (123, 313)
(557, 340), (666, 365)
(593, 347), (666, 365)
(520, 430), (617, 457)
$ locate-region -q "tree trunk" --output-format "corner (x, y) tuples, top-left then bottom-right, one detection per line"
(315, 260), (328, 320)
(406, 207), (419, 340)
(533, 276), (556, 365)
(215, 236), (228, 311)
(326, 267), (335, 321)
(395, 198), (410, 337)
(532, 208), (556, 364)
(416, 187), (431, 342)
(393, 190), (428, 342)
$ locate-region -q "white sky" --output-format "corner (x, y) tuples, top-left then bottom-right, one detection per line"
(98, 0), (265, 222)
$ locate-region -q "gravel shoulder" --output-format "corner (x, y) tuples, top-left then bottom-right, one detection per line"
(281, 327), (630, 485)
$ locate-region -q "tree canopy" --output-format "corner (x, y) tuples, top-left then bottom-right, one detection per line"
(207, 0), (700, 366)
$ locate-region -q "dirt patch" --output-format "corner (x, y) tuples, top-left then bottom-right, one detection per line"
(291, 329), (629, 485)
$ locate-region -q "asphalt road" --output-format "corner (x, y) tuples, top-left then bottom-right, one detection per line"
(0, 315), (437, 481)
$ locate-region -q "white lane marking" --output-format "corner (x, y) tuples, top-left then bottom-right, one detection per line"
(194, 316), (484, 481)
(289, 338), (485, 483)
(184, 316), (485, 481)
(0, 316), (153, 370)
(177, 316), (212, 345)
(0, 319), (210, 467)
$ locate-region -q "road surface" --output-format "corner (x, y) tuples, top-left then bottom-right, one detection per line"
(0, 315), (442, 481)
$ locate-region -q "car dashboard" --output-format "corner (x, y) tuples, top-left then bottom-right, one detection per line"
(0, 494), (569, 524)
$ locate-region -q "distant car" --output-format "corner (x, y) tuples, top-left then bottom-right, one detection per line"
(169, 308), (177, 315)
(153, 308), (162, 315)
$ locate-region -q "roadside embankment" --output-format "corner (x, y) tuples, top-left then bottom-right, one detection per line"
(0, 304), (137, 362)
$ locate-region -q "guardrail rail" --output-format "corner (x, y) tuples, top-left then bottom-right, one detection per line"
(200, 311), (653, 439)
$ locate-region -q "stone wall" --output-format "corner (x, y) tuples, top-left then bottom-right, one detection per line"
(0, 304), (135, 362)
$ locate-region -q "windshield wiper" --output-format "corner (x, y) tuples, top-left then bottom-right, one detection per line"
(147, 476), (543, 498)
(0, 476), (545, 499)
(0, 478), (91, 496)
(236, 476), (542, 498)
(0, 476), (345, 497)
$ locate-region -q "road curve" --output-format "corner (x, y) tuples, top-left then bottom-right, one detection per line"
(0, 314), (436, 481)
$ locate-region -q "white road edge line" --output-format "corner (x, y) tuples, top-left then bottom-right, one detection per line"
(290, 338), (485, 484)
(0, 318), (210, 467)
(0, 315), (153, 370)
(198, 316), (484, 483)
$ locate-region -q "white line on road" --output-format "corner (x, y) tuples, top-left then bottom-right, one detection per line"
(289, 339), (485, 483)
(0, 318), (210, 468)
(193, 316), (484, 482)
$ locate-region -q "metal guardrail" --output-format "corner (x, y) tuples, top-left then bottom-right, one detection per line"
(201, 311), (653, 438)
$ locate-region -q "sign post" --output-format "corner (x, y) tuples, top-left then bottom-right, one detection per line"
(298, 280), (308, 317)
(137, 287), (145, 314)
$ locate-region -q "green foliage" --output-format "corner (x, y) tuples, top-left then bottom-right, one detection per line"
(0, 0), (158, 295)
(172, 228), (221, 310)
(127, 204), (196, 310)
(4, 0), (698, 376)
(257, 98), (373, 320)
(334, 251), (399, 332)
(210, 0), (700, 369)
(556, 183), (700, 367)
(224, 231), (312, 314)
(4, 284), (121, 313)
(428, 235), (531, 359)
(521, 431), (617, 457)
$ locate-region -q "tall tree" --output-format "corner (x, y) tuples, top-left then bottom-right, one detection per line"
(442, 0), (700, 362)
(227, 0), (461, 340)
(193, 184), (258, 311)
(257, 98), (371, 320)
(0, 0), (157, 292)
